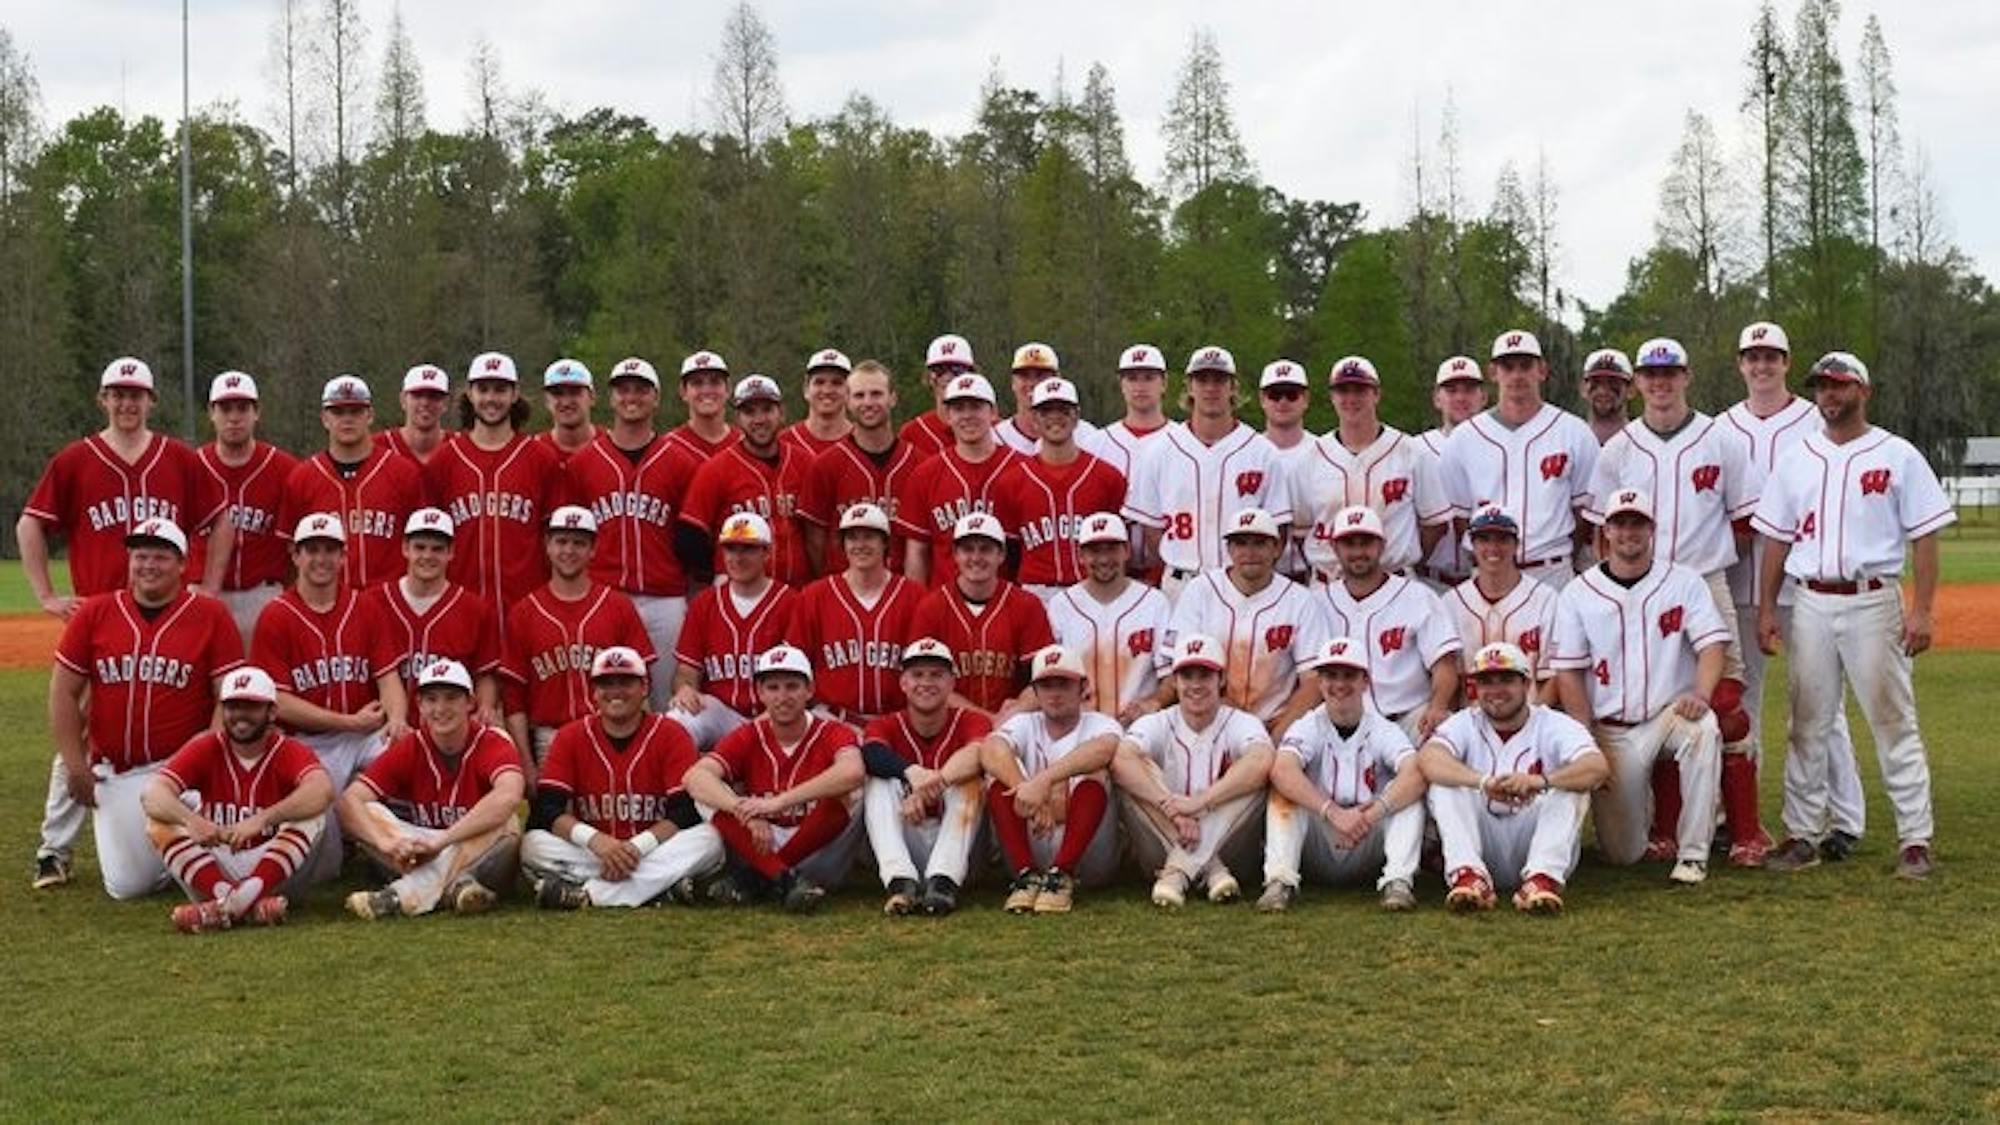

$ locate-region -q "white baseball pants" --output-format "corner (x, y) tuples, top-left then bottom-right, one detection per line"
(1738, 600), (1864, 836)
(1592, 711), (1722, 865)
(353, 802), (521, 916)
(1428, 783), (1588, 890)
(155, 813), (328, 902)
(519, 825), (725, 907)
(1261, 792), (1423, 891)
(298, 728), (390, 884)
(217, 584), (282, 653)
(38, 754), (87, 863)
(88, 761), (174, 899)
(667, 694), (748, 752)
(1118, 778), (1263, 885)
(631, 595), (689, 712)
(863, 777), (984, 888)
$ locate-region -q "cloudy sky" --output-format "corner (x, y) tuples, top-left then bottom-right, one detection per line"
(8, 1), (1996, 314)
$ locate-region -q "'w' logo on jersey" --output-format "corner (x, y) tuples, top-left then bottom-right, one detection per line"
(1378, 626), (1406, 655)
(1690, 465), (1720, 492)
(1539, 453), (1569, 481)
(1658, 606), (1684, 637)
(1381, 478), (1409, 504)
(1264, 625), (1294, 652)
(1127, 629), (1155, 657)
(1860, 469), (1892, 495)
(1517, 627), (1541, 654)
(1235, 471), (1264, 498)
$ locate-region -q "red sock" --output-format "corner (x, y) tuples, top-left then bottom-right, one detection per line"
(159, 836), (228, 900)
(711, 813), (787, 880)
(1720, 753), (1766, 840)
(1648, 761), (1682, 841)
(775, 800), (851, 872)
(987, 792), (1036, 873)
(249, 826), (313, 890)
(1051, 779), (1108, 874)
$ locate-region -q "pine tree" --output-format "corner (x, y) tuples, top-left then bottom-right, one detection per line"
(1740, 0), (1787, 308)
(1160, 28), (1249, 203)
(710, 1), (786, 155)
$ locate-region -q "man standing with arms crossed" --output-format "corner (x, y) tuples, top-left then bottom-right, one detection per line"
(1413, 356), (1487, 591)
(990, 377), (1127, 600)
(537, 358), (600, 464)
(1754, 352), (1953, 880)
(283, 375), (427, 589)
(791, 504), (924, 729)
(1046, 513), (1172, 724)
(898, 334), (974, 460)
(1291, 355), (1450, 586)
(798, 360), (924, 576)
(783, 348), (856, 459)
(376, 364), (452, 468)
(895, 373), (1020, 587)
(1312, 506), (1461, 748)
(194, 371), (296, 649)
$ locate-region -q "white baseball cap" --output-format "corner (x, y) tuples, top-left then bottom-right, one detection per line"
(589, 646), (649, 681)
(1186, 345), (1238, 376)
(321, 375), (372, 406)
(1634, 338), (1690, 370)
(291, 511), (347, 545)
(417, 658), (474, 693)
(1738, 322), (1790, 355)
(468, 352), (518, 384)
(542, 358), (593, 389)
(609, 357), (660, 388)
(1331, 505), (1386, 541)
(718, 511), (774, 547)
(219, 666), (279, 704)
(925, 334), (974, 369)
(1118, 344), (1166, 373)
(1308, 637), (1370, 674)
(1171, 633), (1226, 673)
(404, 508), (455, 539)
(1259, 360), (1308, 390)
(1602, 488), (1655, 522)
(838, 503), (891, 535)
(1434, 356), (1483, 386)
(1583, 349), (1634, 380)
(1011, 342), (1059, 373)
(1027, 643), (1087, 683)
(1808, 351), (1870, 387)
(403, 364), (450, 394)
(1469, 642), (1533, 678)
(680, 350), (729, 378)
(100, 357), (156, 393)
(754, 644), (813, 682)
(732, 374), (782, 406)
(900, 637), (956, 668)
(1222, 507), (1281, 541)
(806, 348), (853, 375)
(941, 372), (997, 405)
(1329, 355), (1381, 387)
(125, 517), (188, 556)
(952, 512), (1006, 544)
(1076, 511), (1128, 546)
(1491, 330), (1543, 360)
(208, 371), (259, 404)
(1029, 378), (1079, 409)
(546, 505), (598, 536)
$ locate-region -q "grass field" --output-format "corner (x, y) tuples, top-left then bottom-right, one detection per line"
(7, 653), (2000, 1119)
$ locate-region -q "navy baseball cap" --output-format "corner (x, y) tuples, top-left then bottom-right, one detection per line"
(1467, 505), (1520, 537)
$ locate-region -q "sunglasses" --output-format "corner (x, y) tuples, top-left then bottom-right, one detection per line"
(1261, 387), (1305, 403)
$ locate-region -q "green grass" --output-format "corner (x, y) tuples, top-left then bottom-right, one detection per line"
(6, 657), (2000, 1119)
(0, 558), (65, 613)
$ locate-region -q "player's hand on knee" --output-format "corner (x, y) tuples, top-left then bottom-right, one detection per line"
(905, 765), (944, 806)
(1418, 704), (1450, 742)
(218, 813), (266, 848)
(350, 700), (387, 732)
(1171, 814), (1202, 849)
(745, 816), (776, 854)
(40, 594), (78, 621)
(592, 835), (639, 880)
(899, 792), (928, 824)
(1673, 692), (1710, 721)
(1903, 609), (1933, 657)
(672, 686), (705, 715)
(1013, 775), (1052, 816)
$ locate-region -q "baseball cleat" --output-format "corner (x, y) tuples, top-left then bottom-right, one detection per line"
(1032, 869), (1076, 914)
(882, 877), (921, 916)
(248, 895), (289, 927)
(171, 898), (232, 934)
(1379, 878), (1417, 912)
(1151, 869), (1190, 909)
(448, 877), (498, 915)
(663, 876), (700, 906)
(1763, 837), (1821, 873)
(1727, 826), (1774, 868)
(1895, 843), (1934, 881)
(707, 869), (769, 906)
(346, 888), (402, 920)
(779, 871), (826, 914)
(1255, 880), (1297, 914)
(1640, 836), (1678, 863)
(32, 854), (72, 890)
(1202, 862), (1240, 904)
(1444, 867), (1496, 913)
(534, 876), (590, 911)
(1818, 830), (1860, 863)
(1003, 869), (1044, 914)
(919, 874), (960, 916)
(1513, 874), (1564, 914)
(1669, 859), (1708, 885)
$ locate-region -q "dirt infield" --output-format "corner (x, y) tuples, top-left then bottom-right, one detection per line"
(1, 583), (1996, 670)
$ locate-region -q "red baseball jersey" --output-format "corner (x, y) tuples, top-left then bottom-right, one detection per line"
(501, 584), (655, 728)
(790, 572), (924, 718)
(908, 581), (1053, 712)
(779, 422), (847, 462)
(565, 430), (701, 597)
(893, 445), (1023, 586)
(363, 581), (502, 724)
(990, 453), (1128, 587)
(708, 715), (860, 827)
(24, 433), (226, 597)
(679, 443), (812, 586)
(797, 438), (926, 576)
(356, 724), (522, 829)
(539, 713), (699, 838)
(862, 707), (993, 771)
(666, 423), (741, 460)
(374, 426), (447, 472)
(190, 441), (298, 591)
(251, 588), (400, 717)
(897, 412), (952, 461)
(533, 426), (603, 467)
(434, 433), (567, 628)
(281, 449), (427, 589)
(673, 581), (797, 716)
(54, 589), (244, 770)
(158, 729), (327, 838)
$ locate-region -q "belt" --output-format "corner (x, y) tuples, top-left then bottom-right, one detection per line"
(1522, 555), (1571, 571)
(1801, 578), (1887, 595)
(1314, 568), (1412, 585)
(1168, 567), (1199, 582)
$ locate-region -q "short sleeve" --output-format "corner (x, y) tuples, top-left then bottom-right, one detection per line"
(1897, 443), (1957, 538)
(538, 723), (581, 793)
(358, 738), (414, 798)
(1546, 589), (1592, 671)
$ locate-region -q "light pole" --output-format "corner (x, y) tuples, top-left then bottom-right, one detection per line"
(179, 0), (195, 438)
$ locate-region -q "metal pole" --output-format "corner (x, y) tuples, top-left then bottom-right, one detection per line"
(179, 0), (195, 439)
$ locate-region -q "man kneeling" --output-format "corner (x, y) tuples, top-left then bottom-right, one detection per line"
(142, 667), (335, 932)
(860, 638), (992, 916)
(337, 659), (525, 919)
(522, 646), (725, 909)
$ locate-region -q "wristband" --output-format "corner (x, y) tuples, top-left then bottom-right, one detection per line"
(630, 830), (660, 857)
(567, 822), (600, 849)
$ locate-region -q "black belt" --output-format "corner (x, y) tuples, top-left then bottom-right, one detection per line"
(1168, 567), (1199, 582)
(1801, 578), (1887, 595)
(1522, 555), (1570, 570)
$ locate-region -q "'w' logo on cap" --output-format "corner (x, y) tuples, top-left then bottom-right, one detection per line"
(233, 673), (253, 689)
(485, 357), (503, 371)
(938, 342), (957, 356)
(121, 363), (137, 375)
(1506, 334), (1522, 347)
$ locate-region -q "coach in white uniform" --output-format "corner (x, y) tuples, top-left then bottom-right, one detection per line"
(1413, 356), (1488, 590)
(1312, 505), (1460, 747)
(1291, 355), (1449, 583)
(1448, 505), (1559, 698)
(1752, 352), (1951, 881)
(1046, 512), (1171, 723)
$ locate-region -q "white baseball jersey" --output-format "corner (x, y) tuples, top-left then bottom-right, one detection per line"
(1290, 427), (1450, 577)
(1278, 706), (1413, 807)
(1097, 420), (1168, 479)
(1314, 574), (1461, 716)
(1046, 581), (1172, 717)
(991, 709), (1123, 776)
(1447, 574), (1559, 682)
(1266, 434), (1318, 577)
(1750, 427), (1956, 583)
(994, 416), (1115, 463)
(1166, 572), (1329, 722)
(1121, 705), (1271, 797)
(1548, 562), (1729, 723)
(1416, 427), (1471, 579)
(1123, 421), (1293, 574)
(1439, 404), (1599, 565)
(1426, 704), (1601, 811)
(1585, 413), (1760, 575)
(1719, 397), (1820, 606)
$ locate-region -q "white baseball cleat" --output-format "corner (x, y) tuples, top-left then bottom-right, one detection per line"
(1151, 870), (1189, 909)
(1202, 861), (1240, 904)
(1669, 859), (1708, 885)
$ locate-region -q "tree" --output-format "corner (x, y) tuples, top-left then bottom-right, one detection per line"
(1159, 29), (1249, 202)
(1656, 109), (1740, 299)
(1740, 0), (1787, 307)
(1527, 150), (1561, 329)
(1855, 13), (1900, 346)
(373, 5), (425, 153)
(0, 27), (39, 206)
(710, 1), (786, 154)
(1875, 151), (1979, 471)
(1779, 0), (1869, 349)
(310, 0), (368, 227)
(1310, 232), (1417, 431)
(263, 0), (309, 197)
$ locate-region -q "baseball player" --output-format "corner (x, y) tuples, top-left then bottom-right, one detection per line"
(1045, 512), (1172, 723)
(1722, 322), (1864, 858)
(669, 349), (743, 459)
(566, 356), (701, 711)
(1438, 330), (1599, 589)
(1412, 356), (1487, 590)
(521, 647), (725, 910)
(1585, 337), (1765, 864)
(1257, 360), (1318, 582)
(897, 333), (974, 460)
(537, 357), (602, 463)
(682, 645), (866, 912)
(1165, 508), (1329, 733)
(1447, 506), (1560, 699)
(994, 343), (1113, 460)
(1310, 506), (1461, 747)
(500, 506), (654, 765)
(1111, 633), (1276, 908)
(669, 513), (797, 749)
(1550, 488), (1728, 884)
(893, 372), (1022, 587)
(337, 658), (525, 920)
(374, 363), (453, 467)
(858, 638), (993, 915)
(989, 377), (1128, 598)
(782, 348), (856, 459)
(677, 374), (812, 587)
(790, 504), (924, 728)
(1292, 356), (1450, 583)
(1581, 348), (1635, 447)
(192, 371), (298, 648)
(798, 360), (924, 576)
(141, 667), (333, 932)
(1257, 637), (1428, 913)
(969, 644), (1123, 914)
(1418, 642), (1608, 914)
(361, 509), (504, 729)
(49, 518), (244, 898)
(908, 513), (1055, 719)
(1122, 345), (1293, 603)
(282, 375), (427, 589)
(1753, 352), (1952, 881)
(1099, 344), (1173, 574)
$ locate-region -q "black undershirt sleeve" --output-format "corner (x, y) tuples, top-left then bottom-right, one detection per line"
(674, 524), (715, 585)
(664, 792), (700, 830)
(527, 787), (570, 832)
(1005, 540), (1024, 575)
(860, 740), (912, 781)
